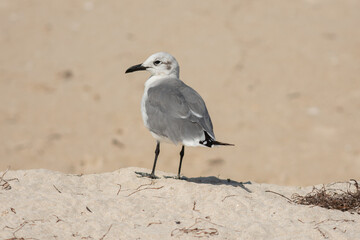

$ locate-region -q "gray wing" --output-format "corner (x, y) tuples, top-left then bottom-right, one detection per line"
(145, 79), (214, 144)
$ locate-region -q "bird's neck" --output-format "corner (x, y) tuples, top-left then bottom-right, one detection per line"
(144, 76), (166, 90)
(152, 72), (179, 78)
(144, 74), (179, 90)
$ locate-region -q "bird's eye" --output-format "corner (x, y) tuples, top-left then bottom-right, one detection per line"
(153, 60), (161, 66)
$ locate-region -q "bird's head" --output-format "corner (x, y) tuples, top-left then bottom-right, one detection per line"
(125, 52), (180, 78)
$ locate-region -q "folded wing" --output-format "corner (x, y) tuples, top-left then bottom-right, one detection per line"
(145, 79), (215, 144)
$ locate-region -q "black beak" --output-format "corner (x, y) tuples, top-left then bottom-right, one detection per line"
(125, 64), (147, 74)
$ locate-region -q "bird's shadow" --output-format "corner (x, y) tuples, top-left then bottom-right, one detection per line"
(183, 176), (252, 193)
(135, 171), (252, 193)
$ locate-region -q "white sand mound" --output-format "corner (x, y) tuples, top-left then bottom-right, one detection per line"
(0, 168), (359, 239)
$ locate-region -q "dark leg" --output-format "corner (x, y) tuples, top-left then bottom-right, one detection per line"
(150, 141), (160, 179)
(177, 145), (185, 179)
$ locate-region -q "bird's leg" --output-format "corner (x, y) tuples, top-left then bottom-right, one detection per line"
(177, 145), (185, 179)
(150, 141), (160, 179)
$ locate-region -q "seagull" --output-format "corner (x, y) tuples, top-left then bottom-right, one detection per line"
(125, 52), (233, 179)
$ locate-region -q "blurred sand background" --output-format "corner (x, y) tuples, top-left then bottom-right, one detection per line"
(0, 0), (359, 186)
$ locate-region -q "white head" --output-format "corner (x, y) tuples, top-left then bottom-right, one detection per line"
(125, 52), (180, 78)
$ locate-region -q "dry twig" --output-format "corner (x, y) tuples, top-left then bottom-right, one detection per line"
(1, 168), (19, 191)
(116, 184), (122, 195)
(126, 182), (164, 197)
(315, 227), (329, 239)
(53, 185), (61, 193)
(266, 180), (360, 214)
(221, 195), (237, 202)
(292, 180), (360, 214)
(171, 217), (223, 238)
(192, 201), (200, 212)
(147, 221), (162, 227)
(265, 190), (292, 202)
(99, 224), (113, 240)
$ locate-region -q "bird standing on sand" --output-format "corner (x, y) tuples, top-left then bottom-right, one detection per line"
(125, 52), (233, 179)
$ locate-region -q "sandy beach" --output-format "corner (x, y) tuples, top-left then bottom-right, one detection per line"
(0, 168), (359, 239)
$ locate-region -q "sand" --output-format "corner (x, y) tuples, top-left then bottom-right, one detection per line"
(0, 168), (359, 239)
(1, 0), (360, 186)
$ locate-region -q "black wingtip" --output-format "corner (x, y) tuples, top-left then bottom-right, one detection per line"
(199, 131), (234, 148)
(212, 141), (235, 147)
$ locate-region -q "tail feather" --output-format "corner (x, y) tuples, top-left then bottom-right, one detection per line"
(199, 131), (234, 148)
